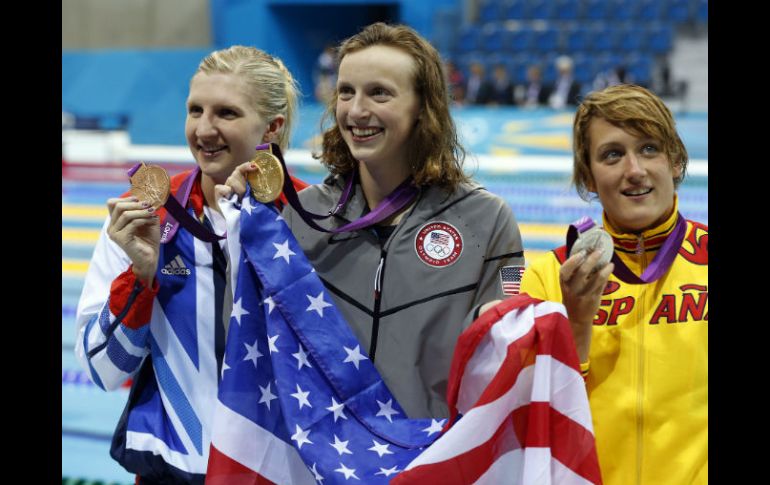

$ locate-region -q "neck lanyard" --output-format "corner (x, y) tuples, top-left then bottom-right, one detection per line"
(257, 143), (419, 233)
(566, 214), (687, 284)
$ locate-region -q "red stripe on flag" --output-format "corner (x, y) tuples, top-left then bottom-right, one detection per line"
(475, 311), (581, 409)
(392, 406), (522, 484)
(447, 296), (581, 416)
(516, 403), (601, 483)
(546, 406), (603, 484)
(445, 294), (542, 423)
(206, 446), (277, 485)
(394, 401), (601, 484)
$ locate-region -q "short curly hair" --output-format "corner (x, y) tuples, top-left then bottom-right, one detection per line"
(572, 84), (688, 201)
(317, 22), (468, 190)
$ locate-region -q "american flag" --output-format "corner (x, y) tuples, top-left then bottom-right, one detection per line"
(206, 194), (601, 485)
(430, 231), (450, 246)
(500, 265), (525, 296)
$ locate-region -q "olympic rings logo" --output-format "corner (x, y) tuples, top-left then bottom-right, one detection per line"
(425, 243), (449, 256)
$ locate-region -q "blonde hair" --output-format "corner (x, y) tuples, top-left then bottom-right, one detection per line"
(572, 84), (688, 201)
(318, 23), (468, 190)
(196, 45), (300, 151)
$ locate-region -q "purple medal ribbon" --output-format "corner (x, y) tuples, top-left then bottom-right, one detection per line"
(566, 214), (687, 285)
(566, 216), (597, 250)
(127, 164), (225, 244)
(258, 143), (419, 233)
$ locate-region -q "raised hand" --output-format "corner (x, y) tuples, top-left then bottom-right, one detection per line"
(214, 161), (263, 201)
(559, 249), (614, 362)
(106, 196), (161, 286)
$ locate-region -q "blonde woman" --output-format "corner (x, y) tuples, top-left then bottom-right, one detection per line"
(75, 46), (306, 484)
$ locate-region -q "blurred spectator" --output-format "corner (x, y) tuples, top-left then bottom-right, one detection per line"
(488, 64), (514, 105)
(446, 60), (466, 104)
(656, 59), (689, 101)
(465, 62), (493, 105)
(514, 65), (551, 108)
(593, 65), (633, 91)
(548, 55), (581, 109)
(314, 44), (337, 104)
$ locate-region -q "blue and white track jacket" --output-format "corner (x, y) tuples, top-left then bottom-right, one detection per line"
(75, 172), (227, 483)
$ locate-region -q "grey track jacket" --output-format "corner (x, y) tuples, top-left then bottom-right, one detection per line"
(283, 174), (524, 419)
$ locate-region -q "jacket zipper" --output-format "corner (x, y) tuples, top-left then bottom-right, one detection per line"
(370, 253), (386, 362)
(635, 233), (646, 485)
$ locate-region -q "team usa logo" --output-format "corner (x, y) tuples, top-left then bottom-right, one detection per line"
(414, 222), (463, 267)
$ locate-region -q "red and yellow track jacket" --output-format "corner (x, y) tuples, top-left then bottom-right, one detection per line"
(520, 200), (708, 485)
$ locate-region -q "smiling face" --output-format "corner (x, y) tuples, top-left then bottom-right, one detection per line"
(185, 72), (278, 185)
(335, 45), (421, 174)
(587, 117), (681, 233)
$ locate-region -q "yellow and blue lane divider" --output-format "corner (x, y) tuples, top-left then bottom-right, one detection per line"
(63, 203), (565, 277)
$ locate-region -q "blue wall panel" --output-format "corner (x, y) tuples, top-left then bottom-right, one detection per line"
(62, 49), (209, 144)
(209, 0), (408, 108)
(62, 0), (461, 144)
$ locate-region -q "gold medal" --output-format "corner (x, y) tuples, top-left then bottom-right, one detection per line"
(130, 163), (170, 210)
(247, 150), (285, 203)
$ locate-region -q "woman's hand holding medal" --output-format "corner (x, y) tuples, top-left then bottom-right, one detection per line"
(106, 194), (161, 288)
(105, 163), (170, 287)
(560, 229), (615, 363)
(215, 150), (284, 203)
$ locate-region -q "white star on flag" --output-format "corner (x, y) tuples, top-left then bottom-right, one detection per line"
(275, 213), (285, 222)
(342, 345), (368, 370)
(326, 398), (348, 423)
(306, 292), (333, 317)
(329, 435), (353, 456)
(368, 440), (393, 458)
(291, 424), (313, 449)
(258, 382), (277, 410)
(310, 463), (324, 482)
(375, 466), (400, 477)
(422, 418), (446, 436)
(272, 240), (296, 263)
(290, 383), (312, 410)
(267, 334), (280, 353)
(334, 463), (359, 480)
(231, 298), (249, 326)
(220, 361), (230, 379)
(376, 399), (399, 423)
(263, 296), (275, 314)
(293, 344), (313, 370)
(243, 340), (262, 368)
(241, 195), (254, 215)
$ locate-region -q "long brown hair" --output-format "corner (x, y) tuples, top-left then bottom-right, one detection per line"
(317, 23), (468, 190)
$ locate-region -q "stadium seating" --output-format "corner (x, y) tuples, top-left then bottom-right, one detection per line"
(451, 0), (708, 98)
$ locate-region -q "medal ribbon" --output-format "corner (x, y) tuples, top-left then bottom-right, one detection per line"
(257, 143), (419, 233)
(566, 214), (687, 285)
(565, 216), (597, 251)
(127, 164), (225, 244)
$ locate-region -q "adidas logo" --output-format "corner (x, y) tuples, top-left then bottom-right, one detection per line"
(161, 255), (191, 276)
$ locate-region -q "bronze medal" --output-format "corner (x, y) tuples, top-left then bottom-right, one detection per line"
(569, 226), (614, 270)
(247, 150), (285, 203)
(129, 163), (171, 210)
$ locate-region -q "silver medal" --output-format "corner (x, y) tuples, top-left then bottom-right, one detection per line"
(570, 226), (614, 269)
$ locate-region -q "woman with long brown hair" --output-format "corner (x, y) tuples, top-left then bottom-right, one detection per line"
(221, 23), (525, 420)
